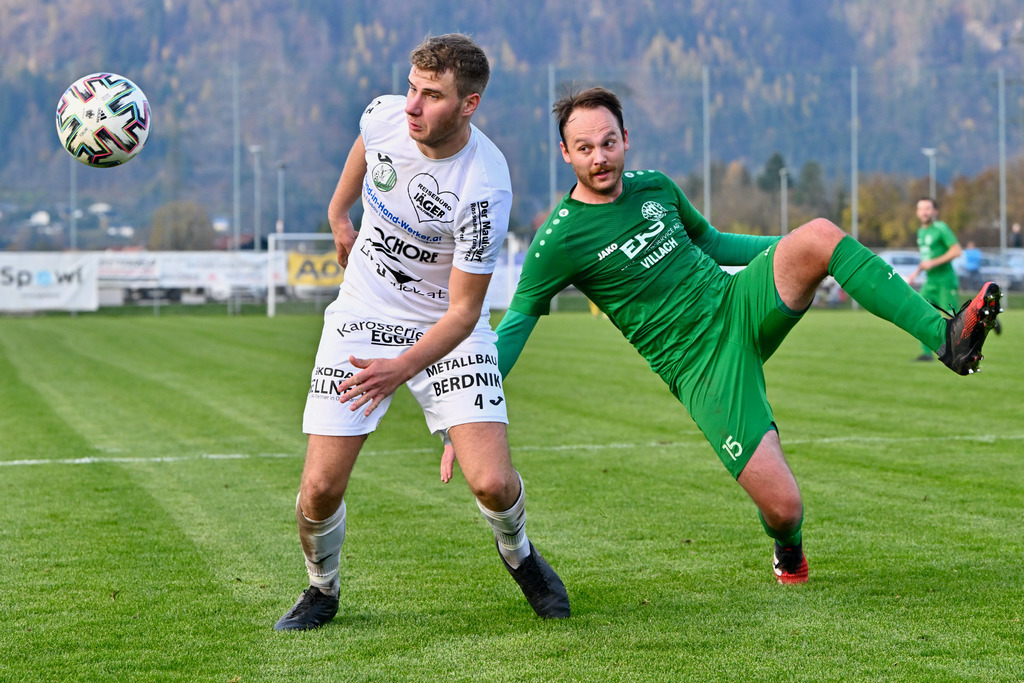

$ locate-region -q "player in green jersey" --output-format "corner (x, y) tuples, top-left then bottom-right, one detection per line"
(907, 197), (962, 362)
(443, 86), (1001, 586)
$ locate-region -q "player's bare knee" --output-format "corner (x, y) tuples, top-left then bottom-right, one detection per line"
(299, 479), (344, 518)
(790, 218), (842, 258)
(467, 471), (518, 510)
(807, 218), (844, 252)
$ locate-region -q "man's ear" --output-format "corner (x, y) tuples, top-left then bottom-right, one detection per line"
(560, 141), (571, 163)
(462, 93), (481, 117)
(623, 128), (629, 151)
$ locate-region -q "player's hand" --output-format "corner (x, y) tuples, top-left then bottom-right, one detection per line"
(440, 442), (457, 483)
(332, 216), (357, 268)
(338, 355), (410, 416)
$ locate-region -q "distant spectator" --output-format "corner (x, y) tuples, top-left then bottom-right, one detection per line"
(1012, 222), (1022, 249)
(962, 240), (983, 291)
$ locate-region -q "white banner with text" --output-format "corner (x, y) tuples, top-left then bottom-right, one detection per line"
(0, 252), (99, 312)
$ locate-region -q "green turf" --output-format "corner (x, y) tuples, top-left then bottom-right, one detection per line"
(1, 308), (1022, 681)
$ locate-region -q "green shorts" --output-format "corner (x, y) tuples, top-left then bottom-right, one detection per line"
(920, 274), (959, 313)
(663, 244), (803, 479)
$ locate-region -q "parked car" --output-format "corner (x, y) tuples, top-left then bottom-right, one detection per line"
(1003, 249), (1024, 290)
(952, 251), (1024, 292)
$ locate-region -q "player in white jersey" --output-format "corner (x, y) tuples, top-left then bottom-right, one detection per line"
(275, 34), (569, 631)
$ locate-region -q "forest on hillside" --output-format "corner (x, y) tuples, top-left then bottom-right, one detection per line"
(0, 0), (1022, 250)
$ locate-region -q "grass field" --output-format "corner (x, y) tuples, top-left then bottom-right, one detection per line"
(1, 307), (1022, 682)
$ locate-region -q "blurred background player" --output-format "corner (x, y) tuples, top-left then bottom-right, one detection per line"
(275, 33), (569, 631)
(907, 197), (961, 362)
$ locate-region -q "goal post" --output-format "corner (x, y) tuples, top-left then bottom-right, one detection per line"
(266, 232), (343, 317)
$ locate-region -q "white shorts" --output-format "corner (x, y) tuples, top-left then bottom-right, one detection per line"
(302, 295), (508, 437)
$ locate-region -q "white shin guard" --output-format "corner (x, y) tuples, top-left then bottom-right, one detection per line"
(296, 495), (346, 595)
(476, 473), (531, 568)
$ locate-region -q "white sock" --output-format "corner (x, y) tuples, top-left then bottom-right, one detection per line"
(296, 495), (346, 597)
(476, 473), (531, 569)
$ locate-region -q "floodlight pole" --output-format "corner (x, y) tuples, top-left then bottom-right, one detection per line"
(702, 65), (711, 221)
(921, 147), (937, 198)
(997, 68), (1007, 253)
(548, 64), (557, 212)
(232, 59), (241, 251)
(850, 66), (858, 242)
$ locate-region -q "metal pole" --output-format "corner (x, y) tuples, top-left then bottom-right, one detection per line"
(703, 65), (711, 220)
(921, 147), (937, 198)
(69, 158), (78, 250)
(780, 167), (788, 235)
(850, 66), (858, 241)
(548, 63), (557, 211)
(250, 145), (262, 251)
(393, 62), (401, 95)
(232, 60), (241, 251)
(998, 67), (1007, 253)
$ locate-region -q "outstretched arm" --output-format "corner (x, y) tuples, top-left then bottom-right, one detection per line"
(692, 226), (781, 266)
(493, 309), (539, 379)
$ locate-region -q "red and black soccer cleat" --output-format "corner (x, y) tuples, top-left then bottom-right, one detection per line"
(773, 541), (809, 584)
(937, 282), (1002, 375)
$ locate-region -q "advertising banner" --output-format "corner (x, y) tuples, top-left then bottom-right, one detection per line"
(287, 252), (344, 287)
(0, 252), (99, 312)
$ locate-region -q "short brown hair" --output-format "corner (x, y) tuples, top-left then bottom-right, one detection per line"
(409, 33), (490, 99)
(553, 87), (625, 146)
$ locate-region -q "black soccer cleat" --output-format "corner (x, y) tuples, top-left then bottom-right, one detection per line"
(499, 541), (570, 618)
(273, 586), (339, 631)
(772, 541), (809, 584)
(936, 281), (1002, 375)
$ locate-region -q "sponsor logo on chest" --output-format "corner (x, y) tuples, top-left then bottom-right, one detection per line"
(596, 201), (679, 269)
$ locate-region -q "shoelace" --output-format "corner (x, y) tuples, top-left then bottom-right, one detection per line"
(516, 555), (552, 593)
(286, 588), (326, 618)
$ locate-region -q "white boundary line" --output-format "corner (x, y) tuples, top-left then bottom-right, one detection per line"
(3, 433), (1024, 468)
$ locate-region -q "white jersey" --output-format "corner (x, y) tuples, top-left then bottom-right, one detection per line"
(339, 95), (512, 323)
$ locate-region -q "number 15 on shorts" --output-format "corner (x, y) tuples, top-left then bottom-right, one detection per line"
(722, 435), (743, 460)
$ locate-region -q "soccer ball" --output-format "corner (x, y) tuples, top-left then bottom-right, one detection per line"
(56, 73), (151, 167)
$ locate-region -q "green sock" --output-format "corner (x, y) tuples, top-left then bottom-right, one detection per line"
(758, 510), (802, 547)
(828, 235), (946, 352)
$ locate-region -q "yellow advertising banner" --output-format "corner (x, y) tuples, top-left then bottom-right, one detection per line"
(287, 252), (344, 287)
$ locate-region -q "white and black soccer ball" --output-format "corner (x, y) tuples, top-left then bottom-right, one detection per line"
(56, 72), (151, 167)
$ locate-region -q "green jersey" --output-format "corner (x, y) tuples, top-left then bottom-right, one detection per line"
(917, 220), (958, 284)
(510, 170), (775, 376)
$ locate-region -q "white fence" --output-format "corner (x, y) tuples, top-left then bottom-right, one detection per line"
(1, 248), (525, 314)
